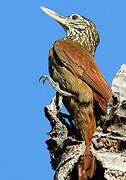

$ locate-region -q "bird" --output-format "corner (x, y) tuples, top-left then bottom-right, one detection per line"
(40, 6), (112, 180)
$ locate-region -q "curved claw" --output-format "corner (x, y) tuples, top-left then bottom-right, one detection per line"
(39, 75), (77, 99)
(39, 75), (48, 85)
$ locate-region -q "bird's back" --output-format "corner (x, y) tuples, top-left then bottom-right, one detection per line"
(49, 38), (112, 112)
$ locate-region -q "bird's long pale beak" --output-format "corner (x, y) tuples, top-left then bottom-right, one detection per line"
(40, 6), (67, 27)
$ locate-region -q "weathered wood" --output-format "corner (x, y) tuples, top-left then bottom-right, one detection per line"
(43, 65), (126, 179)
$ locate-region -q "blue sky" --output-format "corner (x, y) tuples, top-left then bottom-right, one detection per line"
(0, 0), (126, 179)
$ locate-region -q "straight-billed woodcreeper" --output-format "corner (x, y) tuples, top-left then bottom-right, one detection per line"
(40, 7), (112, 180)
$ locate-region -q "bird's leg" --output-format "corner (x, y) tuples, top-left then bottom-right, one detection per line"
(39, 75), (76, 98)
(39, 75), (76, 113)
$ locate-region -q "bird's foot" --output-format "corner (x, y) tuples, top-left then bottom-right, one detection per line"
(39, 75), (76, 98)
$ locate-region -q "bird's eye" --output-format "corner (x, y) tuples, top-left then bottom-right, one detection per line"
(71, 15), (78, 20)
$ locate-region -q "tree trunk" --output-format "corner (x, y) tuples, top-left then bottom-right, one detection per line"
(43, 64), (126, 180)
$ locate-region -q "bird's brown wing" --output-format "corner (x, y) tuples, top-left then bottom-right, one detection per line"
(53, 39), (112, 109)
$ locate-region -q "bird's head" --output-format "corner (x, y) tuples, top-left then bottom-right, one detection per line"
(40, 6), (100, 56)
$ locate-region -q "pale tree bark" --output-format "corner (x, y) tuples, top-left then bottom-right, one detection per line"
(43, 64), (126, 180)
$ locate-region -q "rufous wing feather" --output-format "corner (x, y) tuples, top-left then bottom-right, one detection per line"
(53, 39), (112, 111)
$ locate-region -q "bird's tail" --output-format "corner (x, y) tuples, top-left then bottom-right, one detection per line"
(78, 113), (96, 180)
(78, 150), (96, 180)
